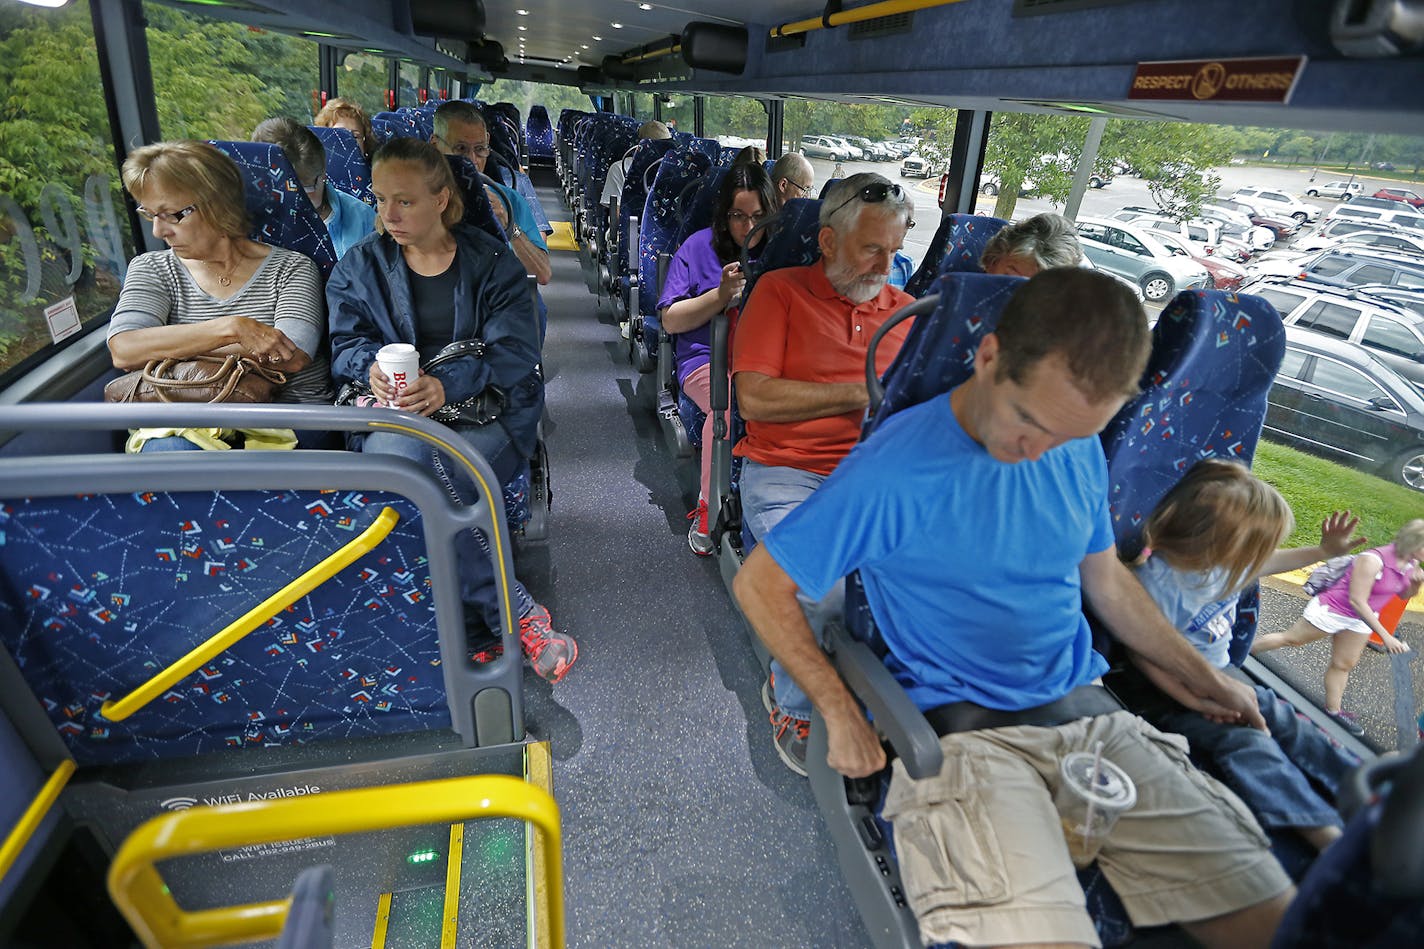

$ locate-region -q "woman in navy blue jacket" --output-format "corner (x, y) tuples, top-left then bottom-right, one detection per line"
(327, 137), (577, 683)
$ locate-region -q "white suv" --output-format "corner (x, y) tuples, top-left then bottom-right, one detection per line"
(1230, 186), (1322, 224)
(1305, 180), (1364, 201)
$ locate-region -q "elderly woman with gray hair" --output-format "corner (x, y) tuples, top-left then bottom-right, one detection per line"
(979, 212), (1083, 277)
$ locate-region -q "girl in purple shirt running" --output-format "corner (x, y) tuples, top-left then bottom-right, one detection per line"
(1253, 519), (1424, 735)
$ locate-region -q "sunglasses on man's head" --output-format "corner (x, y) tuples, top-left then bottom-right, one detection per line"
(828, 180), (914, 227)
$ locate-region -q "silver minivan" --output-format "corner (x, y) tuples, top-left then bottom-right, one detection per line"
(1075, 216), (1211, 302)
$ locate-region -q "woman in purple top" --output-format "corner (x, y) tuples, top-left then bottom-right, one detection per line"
(1254, 518), (1424, 735)
(658, 163), (776, 556)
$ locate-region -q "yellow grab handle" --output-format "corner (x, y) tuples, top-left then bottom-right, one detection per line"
(101, 506), (399, 722)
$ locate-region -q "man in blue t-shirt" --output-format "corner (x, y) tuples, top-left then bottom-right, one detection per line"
(734, 269), (1294, 948)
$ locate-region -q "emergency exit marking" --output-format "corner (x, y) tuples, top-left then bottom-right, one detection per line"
(44, 296), (82, 343)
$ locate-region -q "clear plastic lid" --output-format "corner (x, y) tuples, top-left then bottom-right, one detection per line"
(1060, 751), (1137, 810)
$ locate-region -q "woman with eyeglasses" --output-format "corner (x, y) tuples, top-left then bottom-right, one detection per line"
(253, 117), (375, 260)
(313, 97), (375, 159)
(107, 141), (331, 449)
(659, 162), (778, 556)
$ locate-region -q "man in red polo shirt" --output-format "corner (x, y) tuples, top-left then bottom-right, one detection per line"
(732, 173), (916, 774)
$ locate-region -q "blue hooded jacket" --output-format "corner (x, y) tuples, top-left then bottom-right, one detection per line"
(326, 223), (542, 459)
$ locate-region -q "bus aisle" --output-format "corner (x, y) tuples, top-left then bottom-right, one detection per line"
(517, 166), (869, 946)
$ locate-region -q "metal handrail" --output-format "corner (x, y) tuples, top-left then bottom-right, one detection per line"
(0, 759), (76, 883)
(99, 506), (399, 722)
(771, 0), (968, 38)
(108, 773), (565, 949)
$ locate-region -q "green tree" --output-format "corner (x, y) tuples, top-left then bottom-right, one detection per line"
(1099, 119), (1234, 220)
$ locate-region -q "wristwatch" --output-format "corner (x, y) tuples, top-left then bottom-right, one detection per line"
(509, 223), (524, 241)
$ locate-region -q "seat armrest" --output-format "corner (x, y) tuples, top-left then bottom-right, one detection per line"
(825, 622), (943, 780)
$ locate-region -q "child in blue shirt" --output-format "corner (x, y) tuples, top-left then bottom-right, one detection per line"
(1129, 458), (1363, 852)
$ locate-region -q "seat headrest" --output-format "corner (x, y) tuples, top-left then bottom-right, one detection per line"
(1101, 289), (1285, 559)
(206, 140), (337, 279)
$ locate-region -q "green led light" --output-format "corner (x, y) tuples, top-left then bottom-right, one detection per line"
(407, 848), (440, 865)
(304, 31), (344, 38)
(179, 1), (234, 6)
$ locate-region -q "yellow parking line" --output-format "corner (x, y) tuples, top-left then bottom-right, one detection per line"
(440, 823), (464, 948)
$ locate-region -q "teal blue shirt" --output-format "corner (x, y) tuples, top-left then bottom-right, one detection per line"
(325, 186), (376, 260)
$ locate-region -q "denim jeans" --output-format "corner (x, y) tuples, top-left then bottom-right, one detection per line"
(741, 459), (844, 721)
(1151, 684), (1357, 831)
(362, 423), (534, 631)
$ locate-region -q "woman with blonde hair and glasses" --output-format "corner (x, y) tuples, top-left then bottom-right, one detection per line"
(313, 97), (375, 158)
(327, 138), (578, 684)
(107, 140), (329, 450)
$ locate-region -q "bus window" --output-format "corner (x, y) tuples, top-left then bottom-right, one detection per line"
(145, 6), (321, 137)
(477, 79), (591, 125)
(704, 94), (769, 154)
(0, 0), (134, 385)
(398, 61), (420, 107)
(659, 93), (695, 136)
(338, 52), (390, 117)
(632, 92), (654, 121)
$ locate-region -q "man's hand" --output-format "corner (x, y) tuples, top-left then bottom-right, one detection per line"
(1319, 511), (1367, 558)
(1199, 674), (1268, 731)
(484, 185), (510, 229)
(824, 708), (887, 778)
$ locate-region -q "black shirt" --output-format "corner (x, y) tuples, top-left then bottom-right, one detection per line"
(409, 250), (460, 362)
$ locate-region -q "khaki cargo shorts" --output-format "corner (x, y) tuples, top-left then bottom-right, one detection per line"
(882, 710), (1292, 948)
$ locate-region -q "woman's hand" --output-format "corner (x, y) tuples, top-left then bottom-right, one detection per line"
(395, 371), (445, 417)
(1384, 634), (1412, 655)
(717, 261), (746, 309)
(229, 316), (297, 366)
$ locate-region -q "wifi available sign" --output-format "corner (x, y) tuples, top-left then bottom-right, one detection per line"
(159, 783), (323, 811)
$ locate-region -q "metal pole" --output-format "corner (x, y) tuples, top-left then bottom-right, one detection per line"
(1064, 117), (1106, 222)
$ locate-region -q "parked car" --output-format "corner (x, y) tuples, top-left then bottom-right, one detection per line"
(1199, 204), (1276, 252)
(1212, 198), (1301, 241)
(1245, 276), (1424, 393)
(977, 171), (1035, 196)
(1151, 230), (1247, 291)
(800, 135), (848, 161)
(1252, 247), (1424, 291)
(1074, 216), (1211, 302)
(1344, 195), (1424, 214)
(1265, 326), (1424, 489)
(1328, 230), (1424, 258)
(1230, 186), (1323, 223)
(1374, 187), (1424, 209)
(1305, 180), (1364, 200)
(885, 137), (920, 158)
(844, 136), (889, 161)
(1374, 161), (1398, 172)
(900, 153), (937, 178)
(1297, 218), (1419, 253)
(1358, 285), (1424, 319)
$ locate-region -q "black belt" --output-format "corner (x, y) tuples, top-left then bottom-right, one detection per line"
(923, 684), (1123, 738)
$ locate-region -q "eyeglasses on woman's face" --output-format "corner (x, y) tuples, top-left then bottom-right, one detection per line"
(727, 209), (766, 225)
(135, 204), (198, 225)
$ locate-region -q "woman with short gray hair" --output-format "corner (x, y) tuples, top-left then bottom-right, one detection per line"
(980, 212), (1083, 277)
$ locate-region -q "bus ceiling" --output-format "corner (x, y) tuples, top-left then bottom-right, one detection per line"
(144, 0), (1424, 132)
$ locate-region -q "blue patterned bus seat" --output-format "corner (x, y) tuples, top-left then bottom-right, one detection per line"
(207, 141), (337, 280)
(0, 489), (449, 766)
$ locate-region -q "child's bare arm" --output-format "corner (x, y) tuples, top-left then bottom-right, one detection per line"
(1259, 510), (1366, 577)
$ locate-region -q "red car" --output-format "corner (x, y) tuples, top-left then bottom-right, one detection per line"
(1374, 187), (1424, 208)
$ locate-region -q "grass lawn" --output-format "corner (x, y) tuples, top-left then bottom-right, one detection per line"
(1255, 439), (1423, 551)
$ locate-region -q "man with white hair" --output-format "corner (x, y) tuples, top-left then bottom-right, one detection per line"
(731, 173), (915, 774)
